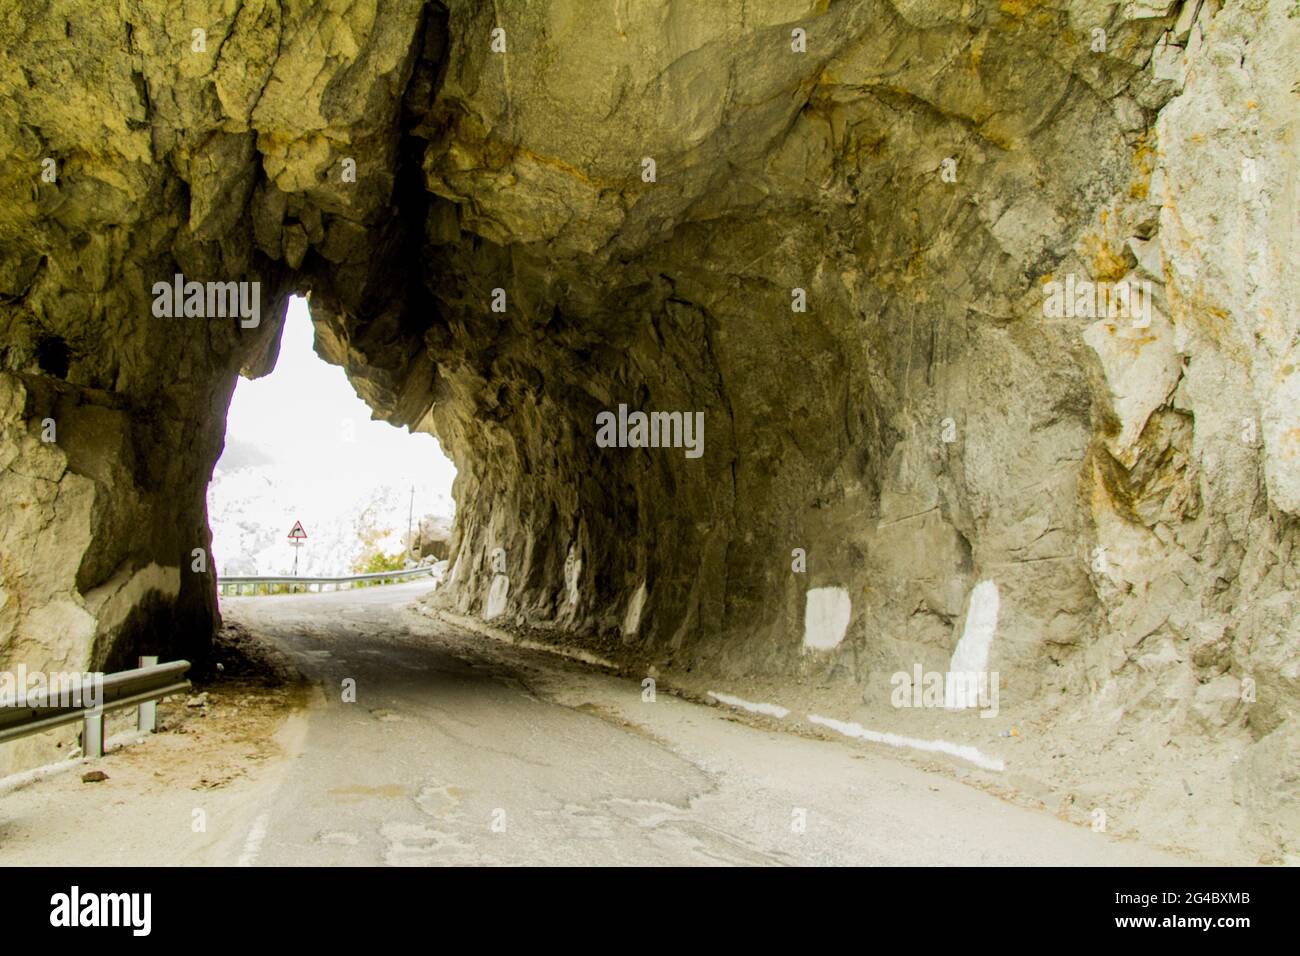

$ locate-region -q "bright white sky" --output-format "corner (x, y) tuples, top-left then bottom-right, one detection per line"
(217, 295), (456, 526)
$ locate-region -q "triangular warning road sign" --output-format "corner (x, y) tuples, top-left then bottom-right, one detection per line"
(287, 520), (308, 540)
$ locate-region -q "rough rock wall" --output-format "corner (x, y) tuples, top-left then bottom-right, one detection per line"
(1136, 0), (1299, 851)
(0, 0), (432, 770)
(0, 0), (1295, 842)
(400, 0), (1298, 735)
(414, 0), (1173, 679)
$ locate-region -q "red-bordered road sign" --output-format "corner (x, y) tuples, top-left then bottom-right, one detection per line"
(287, 521), (308, 540)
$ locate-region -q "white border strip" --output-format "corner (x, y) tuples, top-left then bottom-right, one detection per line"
(237, 813), (270, 867)
(706, 691), (790, 719)
(808, 714), (1005, 772)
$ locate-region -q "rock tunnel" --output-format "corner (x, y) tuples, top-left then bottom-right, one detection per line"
(0, 2), (1297, 847)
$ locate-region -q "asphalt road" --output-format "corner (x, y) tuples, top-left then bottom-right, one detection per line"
(215, 581), (1189, 866)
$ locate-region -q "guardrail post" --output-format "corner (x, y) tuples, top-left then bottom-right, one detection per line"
(82, 711), (104, 758)
(2, 659), (191, 751)
(137, 655), (158, 733)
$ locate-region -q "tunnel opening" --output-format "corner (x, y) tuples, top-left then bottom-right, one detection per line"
(209, 295), (456, 591)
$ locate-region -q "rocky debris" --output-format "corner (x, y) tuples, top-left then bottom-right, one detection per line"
(0, 0), (1295, 855)
(412, 514), (453, 561)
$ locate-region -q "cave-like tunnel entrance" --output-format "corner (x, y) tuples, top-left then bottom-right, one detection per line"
(210, 295), (456, 587)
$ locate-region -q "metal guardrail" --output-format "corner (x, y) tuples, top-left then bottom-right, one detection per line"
(0, 657), (191, 757)
(217, 566), (436, 596)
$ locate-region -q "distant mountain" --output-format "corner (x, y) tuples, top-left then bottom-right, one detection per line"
(213, 438), (275, 474)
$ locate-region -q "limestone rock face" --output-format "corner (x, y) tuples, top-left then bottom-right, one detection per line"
(0, 0), (1296, 853)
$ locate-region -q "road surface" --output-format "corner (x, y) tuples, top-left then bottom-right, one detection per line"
(204, 581), (1188, 866)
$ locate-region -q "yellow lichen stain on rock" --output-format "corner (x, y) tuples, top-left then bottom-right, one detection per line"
(1093, 244), (1131, 284)
(974, 119), (1018, 153)
(511, 143), (606, 189)
(998, 0), (1041, 17)
(1078, 209), (1132, 284)
(1175, 291), (1255, 365)
(1129, 135), (1157, 202)
(1123, 330), (1159, 354)
(1281, 429), (1300, 459)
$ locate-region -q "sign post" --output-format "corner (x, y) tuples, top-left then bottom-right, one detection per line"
(287, 520), (308, 577)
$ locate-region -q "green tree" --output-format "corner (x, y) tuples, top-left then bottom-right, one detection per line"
(358, 549), (406, 574)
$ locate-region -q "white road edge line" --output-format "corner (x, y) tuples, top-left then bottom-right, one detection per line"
(439, 605), (1006, 774)
(236, 812), (270, 867)
(808, 714), (1006, 772)
(706, 691), (790, 719)
(0, 731), (155, 796)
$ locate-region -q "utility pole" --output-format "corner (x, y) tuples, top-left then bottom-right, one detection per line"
(407, 483), (415, 563)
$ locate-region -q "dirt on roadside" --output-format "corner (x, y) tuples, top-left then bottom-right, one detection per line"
(0, 624), (310, 866)
(133, 622), (309, 793)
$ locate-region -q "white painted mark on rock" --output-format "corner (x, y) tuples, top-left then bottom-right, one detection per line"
(621, 581), (647, 637)
(945, 579), (999, 710)
(564, 544), (582, 606)
(803, 586), (851, 650)
(484, 573), (509, 620)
